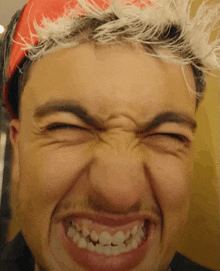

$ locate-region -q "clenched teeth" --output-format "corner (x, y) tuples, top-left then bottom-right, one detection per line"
(66, 221), (148, 255)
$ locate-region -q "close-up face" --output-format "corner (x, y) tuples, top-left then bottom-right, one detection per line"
(10, 42), (196, 271)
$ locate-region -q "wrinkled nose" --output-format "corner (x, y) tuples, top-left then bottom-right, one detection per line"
(88, 139), (147, 213)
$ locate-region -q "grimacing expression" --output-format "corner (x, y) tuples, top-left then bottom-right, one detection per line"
(10, 43), (196, 271)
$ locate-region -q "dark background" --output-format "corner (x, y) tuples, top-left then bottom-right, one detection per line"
(0, 37), (13, 253)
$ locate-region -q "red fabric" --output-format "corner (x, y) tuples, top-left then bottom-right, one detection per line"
(3, 0), (153, 119)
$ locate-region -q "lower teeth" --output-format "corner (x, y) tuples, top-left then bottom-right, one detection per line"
(77, 239), (139, 255)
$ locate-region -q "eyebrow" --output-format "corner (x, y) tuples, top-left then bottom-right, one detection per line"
(33, 100), (197, 133)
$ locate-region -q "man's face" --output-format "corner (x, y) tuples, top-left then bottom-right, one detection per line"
(10, 43), (196, 271)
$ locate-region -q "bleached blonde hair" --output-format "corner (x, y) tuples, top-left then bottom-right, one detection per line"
(4, 0), (220, 113)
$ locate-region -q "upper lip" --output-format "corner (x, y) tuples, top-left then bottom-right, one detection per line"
(54, 211), (160, 227)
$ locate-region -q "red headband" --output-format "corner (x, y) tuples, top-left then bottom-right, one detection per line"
(3, 0), (153, 119)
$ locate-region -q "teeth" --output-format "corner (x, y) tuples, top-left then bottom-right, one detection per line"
(73, 232), (81, 243)
(72, 238), (145, 256)
(87, 242), (95, 251)
(75, 224), (81, 232)
(68, 220), (147, 253)
(131, 239), (138, 249)
(99, 232), (112, 245)
(112, 231), (125, 245)
(118, 244), (126, 253)
(67, 227), (76, 237)
(103, 245), (111, 256)
(134, 234), (142, 245)
(125, 230), (130, 240)
(90, 231), (99, 242)
(138, 226), (145, 239)
(78, 237), (87, 248)
(95, 244), (102, 254)
(131, 225), (138, 236)
(125, 243), (132, 252)
(111, 246), (120, 256)
(82, 226), (90, 238)
(111, 244), (126, 255)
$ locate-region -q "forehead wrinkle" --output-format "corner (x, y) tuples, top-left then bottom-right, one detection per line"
(21, 43), (196, 129)
(98, 111), (141, 131)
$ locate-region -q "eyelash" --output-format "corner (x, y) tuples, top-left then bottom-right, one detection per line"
(47, 123), (87, 131)
(152, 133), (189, 143)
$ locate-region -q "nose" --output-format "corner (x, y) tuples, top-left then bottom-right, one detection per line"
(89, 138), (147, 213)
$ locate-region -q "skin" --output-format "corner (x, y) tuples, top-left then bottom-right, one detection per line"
(10, 42), (196, 271)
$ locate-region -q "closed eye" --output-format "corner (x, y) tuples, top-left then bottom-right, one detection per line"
(46, 125), (189, 144)
(152, 133), (189, 143)
(47, 123), (87, 131)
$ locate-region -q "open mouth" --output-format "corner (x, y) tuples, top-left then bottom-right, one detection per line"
(65, 218), (149, 254)
(57, 217), (156, 271)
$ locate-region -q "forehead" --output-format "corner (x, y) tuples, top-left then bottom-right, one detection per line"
(21, 43), (196, 122)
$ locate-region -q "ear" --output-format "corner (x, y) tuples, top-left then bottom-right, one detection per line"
(9, 119), (21, 220)
(10, 119), (21, 182)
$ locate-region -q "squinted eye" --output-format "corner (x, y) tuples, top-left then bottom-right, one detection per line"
(47, 123), (87, 131)
(152, 133), (189, 143)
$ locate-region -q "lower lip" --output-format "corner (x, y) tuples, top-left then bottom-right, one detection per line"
(57, 220), (155, 271)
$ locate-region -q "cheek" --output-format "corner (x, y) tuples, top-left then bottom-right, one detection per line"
(38, 147), (91, 202)
(148, 152), (194, 211)
(19, 145), (91, 208)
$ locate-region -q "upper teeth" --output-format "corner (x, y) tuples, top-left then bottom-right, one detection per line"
(99, 231), (112, 245)
(67, 222), (145, 246)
